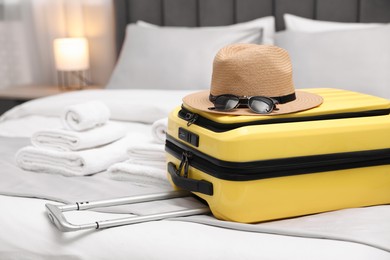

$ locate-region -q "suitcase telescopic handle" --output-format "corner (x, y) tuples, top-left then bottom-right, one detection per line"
(46, 190), (210, 232)
(168, 162), (213, 196)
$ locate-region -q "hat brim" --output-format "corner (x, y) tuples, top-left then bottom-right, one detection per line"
(183, 90), (323, 116)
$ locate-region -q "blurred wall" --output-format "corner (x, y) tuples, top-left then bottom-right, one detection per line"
(0, 0), (117, 89)
(66, 0), (117, 87)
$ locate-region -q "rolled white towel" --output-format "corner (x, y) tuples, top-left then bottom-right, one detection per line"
(31, 122), (127, 151)
(151, 118), (168, 144)
(107, 161), (169, 186)
(16, 135), (133, 176)
(62, 101), (110, 131)
(127, 143), (166, 167)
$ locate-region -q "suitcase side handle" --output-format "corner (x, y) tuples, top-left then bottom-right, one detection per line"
(168, 162), (214, 196)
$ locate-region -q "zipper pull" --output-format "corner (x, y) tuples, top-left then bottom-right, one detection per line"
(185, 112), (199, 127)
(177, 151), (192, 178)
(183, 151), (192, 178)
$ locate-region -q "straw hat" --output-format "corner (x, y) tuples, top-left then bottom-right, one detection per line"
(183, 44), (323, 115)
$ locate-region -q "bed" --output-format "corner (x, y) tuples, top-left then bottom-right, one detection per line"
(1, 0), (390, 259)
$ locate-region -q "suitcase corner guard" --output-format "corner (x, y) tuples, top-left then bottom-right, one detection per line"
(168, 161), (213, 196)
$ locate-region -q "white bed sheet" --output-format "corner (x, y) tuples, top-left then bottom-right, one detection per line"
(1, 89), (389, 259)
(1, 195), (389, 260)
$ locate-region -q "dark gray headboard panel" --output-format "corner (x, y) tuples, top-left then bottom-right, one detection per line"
(114, 0), (390, 54)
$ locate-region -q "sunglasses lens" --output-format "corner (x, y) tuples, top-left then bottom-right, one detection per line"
(248, 97), (274, 114)
(214, 96), (239, 110)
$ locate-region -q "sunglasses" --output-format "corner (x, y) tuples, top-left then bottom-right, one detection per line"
(208, 94), (279, 114)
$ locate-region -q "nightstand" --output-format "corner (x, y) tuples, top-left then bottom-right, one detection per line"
(0, 85), (103, 115)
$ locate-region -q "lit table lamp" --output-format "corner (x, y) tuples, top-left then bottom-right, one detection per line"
(54, 37), (90, 89)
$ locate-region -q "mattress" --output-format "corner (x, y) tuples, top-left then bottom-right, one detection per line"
(0, 89), (389, 259)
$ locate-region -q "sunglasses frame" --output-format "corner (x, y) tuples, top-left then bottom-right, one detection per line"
(209, 94), (279, 114)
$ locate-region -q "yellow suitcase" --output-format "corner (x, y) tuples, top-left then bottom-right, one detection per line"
(166, 88), (390, 223)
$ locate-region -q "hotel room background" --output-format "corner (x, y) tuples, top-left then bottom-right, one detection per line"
(1, 0), (389, 90)
(0, 0), (390, 259)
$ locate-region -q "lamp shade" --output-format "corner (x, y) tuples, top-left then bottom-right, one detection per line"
(54, 37), (89, 71)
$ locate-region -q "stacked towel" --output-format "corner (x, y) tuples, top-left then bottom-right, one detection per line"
(16, 101), (132, 177)
(107, 161), (168, 186)
(127, 143), (166, 168)
(31, 122), (127, 151)
(107, 118), (169, 186)
(16, 135), (131, 176)
(62, 101), (110, 131)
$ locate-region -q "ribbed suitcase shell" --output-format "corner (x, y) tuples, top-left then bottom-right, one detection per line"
(166, 88), (390, 222)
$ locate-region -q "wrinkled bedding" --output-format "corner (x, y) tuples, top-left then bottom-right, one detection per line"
(1, 89), (389, 259)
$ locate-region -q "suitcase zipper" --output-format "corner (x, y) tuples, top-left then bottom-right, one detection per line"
(182, 110), (199, 126)
(166, 135), (390, 181)
(179, 105), (390, 132)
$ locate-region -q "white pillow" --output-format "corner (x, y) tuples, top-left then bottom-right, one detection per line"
(106, 24), (262, 90)
(137, 16), (275, 45)
(284, 13), (384, 32)
(275, 25), (390, 99)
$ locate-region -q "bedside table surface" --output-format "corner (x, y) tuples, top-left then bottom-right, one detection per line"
(0, 85), (104, 100)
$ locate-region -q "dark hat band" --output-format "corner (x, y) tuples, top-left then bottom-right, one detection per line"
(210, 92), (296, 104)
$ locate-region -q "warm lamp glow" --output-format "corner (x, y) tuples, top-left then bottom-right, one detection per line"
(53, 37), (89, 71)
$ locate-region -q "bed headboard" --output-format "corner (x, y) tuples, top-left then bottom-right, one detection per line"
(113, 0), (390, 54)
